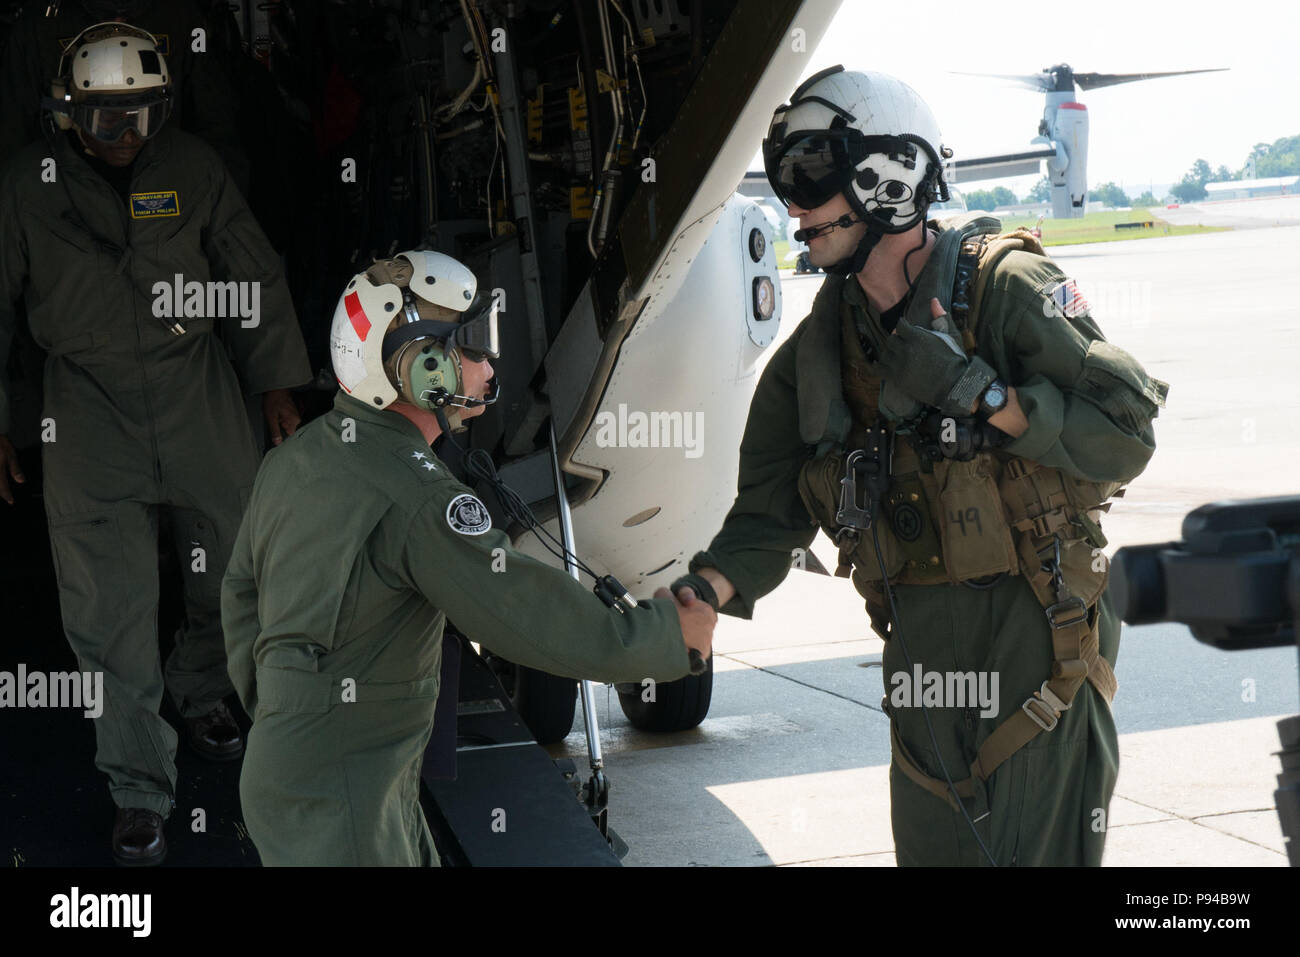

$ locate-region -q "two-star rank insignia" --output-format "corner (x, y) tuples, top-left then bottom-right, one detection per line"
(411, 451), (439, 472)
(395, 447), (442, 481)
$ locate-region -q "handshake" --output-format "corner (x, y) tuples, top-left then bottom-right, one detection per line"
(655, 571), (731, 675)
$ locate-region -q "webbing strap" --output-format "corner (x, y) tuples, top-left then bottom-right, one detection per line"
(888, 557), (1117, 799)
(890, 720), (976, 813)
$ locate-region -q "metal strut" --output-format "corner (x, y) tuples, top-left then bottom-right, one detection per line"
(547, 420), (611, 836)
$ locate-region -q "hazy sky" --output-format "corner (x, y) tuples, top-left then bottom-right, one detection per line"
(752, 0), (1300, 197)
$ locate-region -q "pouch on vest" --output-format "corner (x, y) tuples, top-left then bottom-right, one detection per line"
(998, 456), (1121, 609)
(936, 454), (1020, 582)
(797, 451), (907, 581)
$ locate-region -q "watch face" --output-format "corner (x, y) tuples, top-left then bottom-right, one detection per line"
(986, 384), (1006, 408)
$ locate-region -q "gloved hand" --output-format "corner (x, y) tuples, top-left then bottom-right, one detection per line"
(876, 298), (998, 419)
(661, 579), (716, 675)
(915, 412), (1011, 461)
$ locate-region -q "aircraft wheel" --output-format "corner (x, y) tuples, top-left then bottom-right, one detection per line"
(615, 655), (713, 732)
(484, 652), (577, 744)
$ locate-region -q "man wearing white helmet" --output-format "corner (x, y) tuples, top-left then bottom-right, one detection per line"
(221, 250), (715, 866)
(0, 22), (310, 865)
(678, 67), (1167, 865)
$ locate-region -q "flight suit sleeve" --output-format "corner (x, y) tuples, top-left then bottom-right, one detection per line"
(0, 168), (29, 436)
(984, 252), (1169, 484)
(200, 149), (311, 393)
(403, 483), (693, 684)
(689, 333), (819, 619)
(220, 510), (261, 716)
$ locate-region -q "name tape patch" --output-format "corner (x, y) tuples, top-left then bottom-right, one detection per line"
(446, 493), (492, 536)
(130, 190), (180, 219)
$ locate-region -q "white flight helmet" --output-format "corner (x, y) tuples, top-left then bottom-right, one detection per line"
(329, 249), (499, 414)
(46, 22), (173, 140)
(763, 65), (950, 268)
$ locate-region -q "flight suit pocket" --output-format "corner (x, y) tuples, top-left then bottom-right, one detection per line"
(155, 214), (210, 285)
(35, 222), (106, 341)
(938, 457), (1019, 581)
(252, 666), (336, 717)
(47, 511), (125, 630)
(1074, 339), (1169, 435)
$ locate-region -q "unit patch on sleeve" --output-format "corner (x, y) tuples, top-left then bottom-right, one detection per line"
(446, 493), (492, 535)
(129, 191), (180, 219)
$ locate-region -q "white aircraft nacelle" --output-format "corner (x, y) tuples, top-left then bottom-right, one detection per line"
(1045, 93), (1089, 219)
(518, 193), (782, 592)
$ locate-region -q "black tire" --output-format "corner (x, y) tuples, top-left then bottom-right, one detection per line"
(483, 653), (577, 744)
(616, 656), (713, 732)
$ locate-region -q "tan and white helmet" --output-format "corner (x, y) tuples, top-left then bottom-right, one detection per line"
(330, 249), (499, 412)
(46, 22), (173, 139)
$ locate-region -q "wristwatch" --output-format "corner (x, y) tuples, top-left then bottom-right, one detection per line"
(978, 378), (1009, 418)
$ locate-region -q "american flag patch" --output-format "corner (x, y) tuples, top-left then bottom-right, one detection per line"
(1046, 279), (1089, 318)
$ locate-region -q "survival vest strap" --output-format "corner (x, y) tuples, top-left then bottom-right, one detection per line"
(949, 226), (1047, 355)
(888, 225), (1121, 812)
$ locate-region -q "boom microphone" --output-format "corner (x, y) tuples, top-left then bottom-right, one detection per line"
(793, 213), (860, 242)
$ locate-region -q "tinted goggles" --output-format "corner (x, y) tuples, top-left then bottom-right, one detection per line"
(764, 128), (869, 210)
(764, 130), (928, 211)
(69, 90), (172, 142)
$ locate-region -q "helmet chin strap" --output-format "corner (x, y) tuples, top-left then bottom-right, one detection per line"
(824, 222), (887, 275)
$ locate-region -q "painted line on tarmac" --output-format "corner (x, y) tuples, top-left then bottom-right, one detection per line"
(717, 653), (885, 714)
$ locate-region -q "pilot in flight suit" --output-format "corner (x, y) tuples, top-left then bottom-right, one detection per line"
(222, 250), (714, 866)
(0, 24), (310, 864)
(683, 67), (1168, 866)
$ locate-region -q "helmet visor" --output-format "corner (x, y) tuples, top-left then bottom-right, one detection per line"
(764, 129), (869, 210)
(70, 90), (172, 142)
(452, 292), (500, 361)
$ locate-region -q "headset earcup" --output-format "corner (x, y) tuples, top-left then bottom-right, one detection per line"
(399, 341), (460, 410)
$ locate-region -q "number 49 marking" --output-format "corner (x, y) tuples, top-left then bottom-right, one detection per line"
(949, 507), (982, 536)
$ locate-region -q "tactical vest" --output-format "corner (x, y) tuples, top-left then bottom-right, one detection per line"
(794, 213), (1122, 801)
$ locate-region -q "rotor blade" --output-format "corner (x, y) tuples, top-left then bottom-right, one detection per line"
(949, 71), (1052, 92)
(1073, 68), (1228, 90)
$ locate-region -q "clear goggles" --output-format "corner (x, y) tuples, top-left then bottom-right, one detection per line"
(452, 291), (500, 361)
(381, 290), (500, 364)
(67, 89), (173, 142)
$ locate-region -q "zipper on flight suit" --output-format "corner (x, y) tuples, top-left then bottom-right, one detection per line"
(72, 138), (167, 490)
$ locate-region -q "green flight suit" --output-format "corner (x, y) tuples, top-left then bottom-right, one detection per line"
(0, 127), (311, 816)
(221, 393), (694, 866)
(692, 219), (1166, 865)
